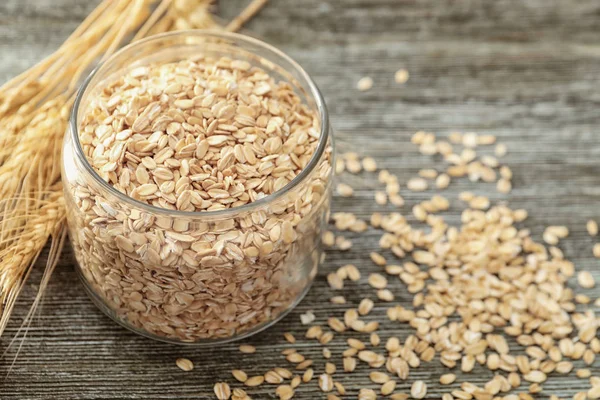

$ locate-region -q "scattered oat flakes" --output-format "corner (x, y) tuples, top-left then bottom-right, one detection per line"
(594, 243), (600, 258)
(435, 173), (450, 189)
(411, 380), (427, 399)
(589, 386), (600, 399)
(440, 373), (456, 385)
(245, 376), (265, 387)
(419, 142), (437, 155)
(318, 373), (333, 392)
(265, 370), (284, 384)
(370, 332), (380, 347)
(469, 195), (490, 210)
(390, 193), (405, 207)
(578, 271), (596, 288)
(214, 382), (231, 400)
(290, 375), (301, 388)
(239, 345), (256, 354)
(325, 362), (336, 375)
(362, 157), (378, 172)
(336, 236), (353, 251)
(524, 371), (547, 383)
(413, 204), (427, 221)
(296, 359), (313, 370)
(175, 358), (193, 372)
(370, 252), (386, 266)
(305, 325), (322, 340)
(375, 191), (387, 205)
(358, 298), (374, 315)
(419, 168), (438, 179)
(462, 132), (478, 148)
(276, 385), (294, 400)
(302, 368), (314, 383)
(547, 225), (569, 238)
(478, 134), (496, 145)
(381, 380), (396, 395)
(283, 333), (296, 344)
(497, 178), (512, 193)
(300, 311), (315, 325)
(368, 273), (387, 289)
(357, 76), (374, 92)
(335, 158), (345, 174)
(327, 272), (344, 290)
(358, 388), (377, 400)
(322, 230), (335, 247)
(377, 289), (394, 301)
(232, 388), (248, 400)
(275, 368), (292, 379)
(394, 69), (409, 84)
(346, 158), (362, 174)
(208, 128), (600, 400)
(495, 143), (508, 157)
(588, 220), (599, 236)
(386, 180), (400, 195)
(500, 165), (513, 180)
(368, 371), (388, 384)
(232, 370), (248, 383)
(459, 191), (474, 202)
(407, 177), (428, 192)
(336, 183), (354, 197)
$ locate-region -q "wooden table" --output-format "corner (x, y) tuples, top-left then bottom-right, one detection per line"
(2, 0), (600, 398)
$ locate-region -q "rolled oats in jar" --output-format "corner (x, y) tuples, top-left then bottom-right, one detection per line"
(62, 31), (333, 344)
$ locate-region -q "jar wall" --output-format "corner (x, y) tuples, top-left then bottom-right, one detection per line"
(62, 31), (333, 344)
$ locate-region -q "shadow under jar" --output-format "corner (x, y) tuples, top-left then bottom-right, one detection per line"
(62, 31), (333, 345)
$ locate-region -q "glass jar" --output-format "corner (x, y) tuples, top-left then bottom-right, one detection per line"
(62, 31), (333, 345)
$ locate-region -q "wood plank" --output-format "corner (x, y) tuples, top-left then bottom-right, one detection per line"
(2, 0), (600, 398)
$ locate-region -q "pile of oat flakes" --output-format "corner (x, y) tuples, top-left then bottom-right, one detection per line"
(188, 131), (600, 400)
(70, 54), (332, 341)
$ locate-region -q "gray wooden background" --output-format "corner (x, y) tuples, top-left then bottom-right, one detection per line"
(2, 0), (600, 399)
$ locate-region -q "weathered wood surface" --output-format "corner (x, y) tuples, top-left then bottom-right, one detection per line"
(2, 0), (600, 398)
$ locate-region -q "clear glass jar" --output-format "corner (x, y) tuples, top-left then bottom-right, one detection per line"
(62, 31), (333, 345)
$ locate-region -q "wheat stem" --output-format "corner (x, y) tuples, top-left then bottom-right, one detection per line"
(226, 0), (269, 32)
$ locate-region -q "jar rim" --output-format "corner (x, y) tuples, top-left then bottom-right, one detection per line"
(69, 30), (330, 218)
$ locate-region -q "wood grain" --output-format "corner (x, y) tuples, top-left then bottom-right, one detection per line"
(2, 0), (600, 398)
